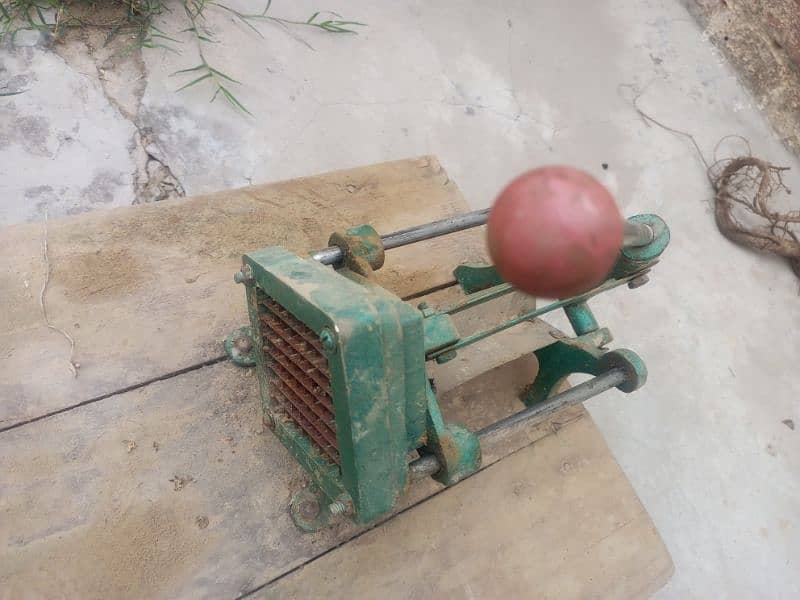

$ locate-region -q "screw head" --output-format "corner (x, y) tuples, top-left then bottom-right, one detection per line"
(319, 328), (336, 352)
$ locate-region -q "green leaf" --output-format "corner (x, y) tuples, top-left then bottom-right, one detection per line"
(208, 66), (241, 84)
(144, 41), (181, 54)
(218, 84), (253, 116)
(171, 63), (207, 76)
(149, 32), (182, 43)
(150, 25), (182, 43)
(175, 71), (212, 91)
(211, 2), (263, 38)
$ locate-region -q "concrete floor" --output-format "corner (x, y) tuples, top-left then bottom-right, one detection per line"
(2, 0), (799, 597)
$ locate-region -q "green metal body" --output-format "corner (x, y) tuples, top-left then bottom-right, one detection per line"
(243, 247), (428, 525)
(232, 215), (668, 531)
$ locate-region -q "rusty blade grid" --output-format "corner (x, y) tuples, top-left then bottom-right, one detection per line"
(258, 295), (339, 464)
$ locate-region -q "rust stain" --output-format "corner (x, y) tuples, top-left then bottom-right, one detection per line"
(259, 294), (339, 464)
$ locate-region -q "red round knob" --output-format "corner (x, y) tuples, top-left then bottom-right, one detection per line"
(487, 166), (623, 298)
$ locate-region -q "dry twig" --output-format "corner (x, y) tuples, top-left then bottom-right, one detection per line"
(712, 157), (800, 276)
(627, 86), (800, 279)
(39, 208), (79, 377)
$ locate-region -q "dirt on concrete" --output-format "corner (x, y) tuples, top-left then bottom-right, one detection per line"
(48, 4), (186, 205)
(685, 0), (800, 156)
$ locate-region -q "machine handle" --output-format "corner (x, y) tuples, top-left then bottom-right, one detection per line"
(311, 209), (653, 268)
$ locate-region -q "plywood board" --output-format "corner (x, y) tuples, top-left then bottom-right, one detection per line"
(0, 156), (488, 428)
(259, 416), (674, 600)
(0, 157), (672, 599)
(0, 355), (593, 599)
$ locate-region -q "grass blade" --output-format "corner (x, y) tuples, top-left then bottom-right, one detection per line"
(218, 84), (253, 116)
(208, 66), (240, 84)
(211, 2), (264, 38)
(171, 63), (207, 75)
(175, 71), (212, 91)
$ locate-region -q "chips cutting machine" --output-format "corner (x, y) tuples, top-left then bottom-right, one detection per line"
(227, 168), (670, 531)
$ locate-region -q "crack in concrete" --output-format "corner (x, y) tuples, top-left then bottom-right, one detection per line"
(131, 127), (186, 203)
(48, 18), (186, 205)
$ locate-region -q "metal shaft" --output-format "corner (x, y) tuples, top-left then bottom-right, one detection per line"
(311, 209), (490, 265)
(623, 220), (654, 246)
(311, 209), (653, 266)
(408, 368), (627, 481)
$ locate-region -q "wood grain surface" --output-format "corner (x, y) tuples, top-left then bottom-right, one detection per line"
(0, 356), (601, 598)
(0, 156), (484, 428)
(0, 157), (672, 599)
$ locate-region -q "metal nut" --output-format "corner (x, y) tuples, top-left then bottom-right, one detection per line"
(627, 274), (649, 289)
(234, 265), (253, 284)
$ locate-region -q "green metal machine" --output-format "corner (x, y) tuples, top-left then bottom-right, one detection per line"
(228, 208), (669, 531)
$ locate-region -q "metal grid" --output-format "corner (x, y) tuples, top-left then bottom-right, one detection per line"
(258, 294), (339, 464)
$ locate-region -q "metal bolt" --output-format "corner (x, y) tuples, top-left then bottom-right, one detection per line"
(234, 265), (253, 284)
(417, 301), (436, 317)
(435, 350), (458, 365)
(298, 498), (321, 520)
(263, 413), (275, 430)
(234, 335), (253, 353)
(328, 500), (347, 516)
(627, 274), (650, 289)
(319, 328), (336, 352)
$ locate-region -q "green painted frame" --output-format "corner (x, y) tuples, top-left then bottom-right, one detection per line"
(242, 247), (428, 524)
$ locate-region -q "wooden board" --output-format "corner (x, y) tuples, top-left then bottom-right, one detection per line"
(259, 415), (674, 600)
(0, 156), (487, 429)
(0, 355), (600, 598)
(0, 157), (672, 598)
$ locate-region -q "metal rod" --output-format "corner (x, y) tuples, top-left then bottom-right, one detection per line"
(311, 210), (653, 266)
(444, 282), (515, 315)
(408, 368), (627, 480)
(408, 453), (440, 481)
(624, 221), (654, 246)
(310, 209), (490, 265)
(429, 273), (638, 359)
(382, 209), (491, 250)
(475, 368), (626, 437)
